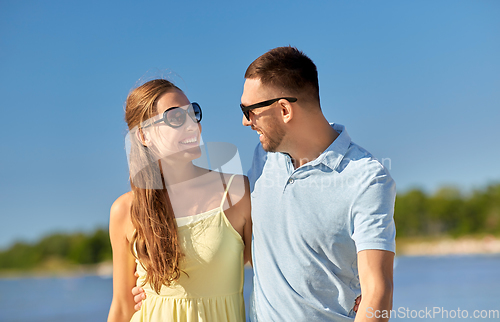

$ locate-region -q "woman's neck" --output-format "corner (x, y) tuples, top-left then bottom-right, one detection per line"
(159, 159), (202, 186)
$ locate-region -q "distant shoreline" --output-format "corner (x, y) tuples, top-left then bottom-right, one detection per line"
(2, 236), (499, 278)
(396, 235), (500, 256)
(0, 260), (113, 279)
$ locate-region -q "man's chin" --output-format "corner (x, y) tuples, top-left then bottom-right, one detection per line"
(261, 142), (278, 153)
(260, 137), (271, 152)
(260, 132), (283, 152)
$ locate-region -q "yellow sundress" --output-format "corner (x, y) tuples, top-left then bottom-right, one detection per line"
(130, 175), (245, 322)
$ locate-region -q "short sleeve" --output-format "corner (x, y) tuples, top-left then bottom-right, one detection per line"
(351, 166), (396, 253)
(247, 143), (267, 193)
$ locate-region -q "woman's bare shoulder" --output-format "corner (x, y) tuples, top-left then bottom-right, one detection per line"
(221, 173), (249, 206)
(110, 191), (134, 223)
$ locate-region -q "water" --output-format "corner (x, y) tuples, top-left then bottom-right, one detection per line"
(0, 255), (498, 321)
(391, 255), (500, 321)
(0, 275), (113, 322)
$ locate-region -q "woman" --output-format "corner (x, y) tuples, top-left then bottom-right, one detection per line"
(107, 79), (252, 322)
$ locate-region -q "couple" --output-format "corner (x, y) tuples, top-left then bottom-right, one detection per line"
(108, 46), (396, 322)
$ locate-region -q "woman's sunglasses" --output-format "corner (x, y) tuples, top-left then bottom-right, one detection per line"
(143, 103), (202, 129)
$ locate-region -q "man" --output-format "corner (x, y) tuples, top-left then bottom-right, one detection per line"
(240, 46), (395, 321)
(134, 46), (395, 321)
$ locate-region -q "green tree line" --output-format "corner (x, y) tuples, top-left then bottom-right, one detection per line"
(1, 183), (499, 271)
(0, 228), (112, 271)
(395, 183), (500, 237)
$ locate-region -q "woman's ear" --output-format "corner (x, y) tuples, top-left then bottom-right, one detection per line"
(136, 128), (151, 146)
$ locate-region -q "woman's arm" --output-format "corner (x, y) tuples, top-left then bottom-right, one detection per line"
(241, 176), (253, 266)
(107, 193), (138, 322)
(222, 174), (253, 266)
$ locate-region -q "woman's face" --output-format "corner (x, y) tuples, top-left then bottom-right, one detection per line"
(144, 89), (202, 162)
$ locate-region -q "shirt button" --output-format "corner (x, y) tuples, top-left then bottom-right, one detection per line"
(288, 178), (294, 184)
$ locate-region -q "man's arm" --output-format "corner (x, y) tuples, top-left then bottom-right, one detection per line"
(354, 249), (394, 322)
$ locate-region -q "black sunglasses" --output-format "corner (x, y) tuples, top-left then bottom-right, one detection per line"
(143, 102), (202, 129)
(240, 97), (297, 121)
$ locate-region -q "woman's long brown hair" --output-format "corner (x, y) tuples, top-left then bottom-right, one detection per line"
(124, 79), (184, 293)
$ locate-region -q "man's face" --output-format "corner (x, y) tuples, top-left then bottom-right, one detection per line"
(241, 78), (286, 152)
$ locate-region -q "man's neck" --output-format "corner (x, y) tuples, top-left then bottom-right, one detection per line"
(285, 119), (338, 169)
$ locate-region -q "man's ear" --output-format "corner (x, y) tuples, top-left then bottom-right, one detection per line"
(136, 128), (151, 146)
(280, 99), (294, 124)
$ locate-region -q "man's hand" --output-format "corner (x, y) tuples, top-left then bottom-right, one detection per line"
(353, 295), (362, 313)
(132, 272), (146, 311)
(132, 286), (146, 311)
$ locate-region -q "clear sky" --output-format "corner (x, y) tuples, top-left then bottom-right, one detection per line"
(1, 0), (499, 248)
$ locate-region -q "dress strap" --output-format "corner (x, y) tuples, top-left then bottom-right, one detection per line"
(132, 229), (138, 257)
(220, 174), (237, 209)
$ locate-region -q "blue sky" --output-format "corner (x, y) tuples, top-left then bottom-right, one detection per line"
(1, 0), (499, 248)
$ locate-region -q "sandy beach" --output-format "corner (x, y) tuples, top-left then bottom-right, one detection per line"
(396, 235), (500, 256)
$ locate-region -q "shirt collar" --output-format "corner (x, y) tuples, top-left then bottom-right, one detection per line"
(307, 123), (351, 171)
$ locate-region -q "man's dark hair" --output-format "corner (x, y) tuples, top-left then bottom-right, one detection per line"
(245, 46), (320, 104)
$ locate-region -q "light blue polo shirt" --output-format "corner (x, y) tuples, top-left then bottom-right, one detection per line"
(248, 123), (396, 322)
